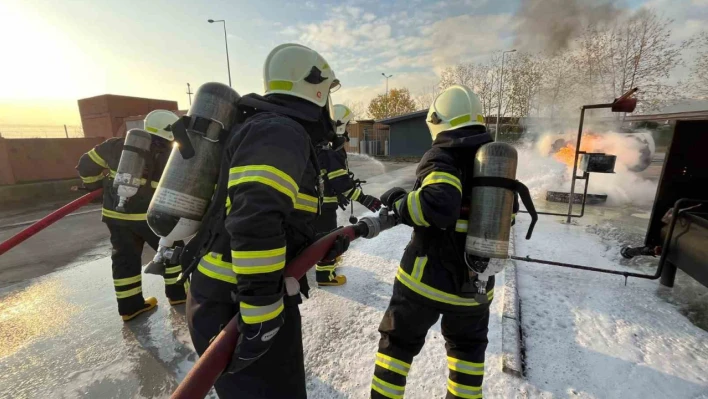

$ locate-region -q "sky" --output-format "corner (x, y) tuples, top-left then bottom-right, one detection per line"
(0, 0), (706, 126)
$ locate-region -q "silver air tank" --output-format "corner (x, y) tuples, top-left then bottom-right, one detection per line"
(114, 129), (152, 212)
(465, 142), (518, 258)
(146, 83), (241, 270)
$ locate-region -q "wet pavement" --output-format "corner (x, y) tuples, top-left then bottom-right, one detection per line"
(0, 155), (412, 399)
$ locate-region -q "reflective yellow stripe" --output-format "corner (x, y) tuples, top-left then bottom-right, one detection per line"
(411, 256), (427, 281)
(116, 286), (142, 299)
(375, 353), (411, 377)
(240, 298), (284, 324)
(323, 196), (338, 204)
(109, 170), (117, 178)
(102, 208), (147, 221)
(511, 213), (516, 223)
(151, 181), (159, 189)
(371, 376), (404, 399)
(226, 195), (232, 214)
(114, 275), (141, 287)
(406, 190), (429, 227)
(164, 276), (180, 285)
(165, 265), (182, 274)
(269, 80), (294, 91)
(295, 192), (319, 213)
(448, 357), (484, 375)
(455, 219), (468, 233)
(198, 252), (237, 284)
(449, 114), (472, 127)
(88, 149), (108, 168)
(81, 173), (105, 184)
(422, 172), (462, 193)
(315, 264), (337, 272)
(327, 169), (348, 179)
(396, 267), (493, 307)
(351, 188), (362, 201)
(228, 165), (299, 205)
(231, 247), (286, 275)
(447, 379), (482, 399)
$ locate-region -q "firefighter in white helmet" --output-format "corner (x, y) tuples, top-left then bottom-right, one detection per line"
(185, 43), (348, 398)
(76, 110), (188, 322)
(314, 104), (382, 286)
(370, 85), (518, 398)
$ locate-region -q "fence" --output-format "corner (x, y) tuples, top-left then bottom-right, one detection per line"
(0, 125), (85, 139)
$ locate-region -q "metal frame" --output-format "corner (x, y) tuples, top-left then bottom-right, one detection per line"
(513, 198), (708, 284)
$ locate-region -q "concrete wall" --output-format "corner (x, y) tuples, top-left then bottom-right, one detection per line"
(389, 117), (431, 157)
(78, 95), (178, 138)
(0, 137), (105, 185)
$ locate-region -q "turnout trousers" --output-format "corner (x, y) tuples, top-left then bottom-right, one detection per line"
(371, 282), (490, 399)
(187, 289), (307, 399)
(106, 221), (186, 316)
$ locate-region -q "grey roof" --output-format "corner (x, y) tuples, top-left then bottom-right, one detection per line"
(375, 110), (428, 124)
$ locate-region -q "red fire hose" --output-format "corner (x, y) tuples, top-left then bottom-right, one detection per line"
(0, 189), (103, 256)
(171, 209), (400, 399)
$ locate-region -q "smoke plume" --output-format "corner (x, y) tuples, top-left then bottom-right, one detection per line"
(513, 0), (623, 53)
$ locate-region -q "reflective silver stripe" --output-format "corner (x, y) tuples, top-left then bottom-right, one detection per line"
(448, 357), (484, 375)
(422, 172), (462, 193)
(198, 255), (237, 284)
(228, 167), (298, 203)
(240, 298), (284, 323)
(295, 193), (319, 212)
(375, 353), (411, 377)
(411, 256), (427, 280)
(233, 254), (284, 267)
(407, 190), (429, 227)
(447, 378), (482, 398)
(371, 376), (405, 398)
(455, 219), (468, 233)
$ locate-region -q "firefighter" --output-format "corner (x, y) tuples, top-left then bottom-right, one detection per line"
(315, 104), (382, 286)
(370, 85), (518, 399)
(185, 43), (349, 398)
(76, 110), (188, 322)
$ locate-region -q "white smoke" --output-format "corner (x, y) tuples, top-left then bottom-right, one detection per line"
(515, 130), (659, 207)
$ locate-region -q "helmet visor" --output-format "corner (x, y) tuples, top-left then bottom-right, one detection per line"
(330, 79), (341, 93)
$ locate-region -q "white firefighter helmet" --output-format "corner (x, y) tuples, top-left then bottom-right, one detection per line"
(144, 110), (179, 141)
(264, 43), (340, 108)
(333, 104), (357, 135)
(426, 84), (485, 140)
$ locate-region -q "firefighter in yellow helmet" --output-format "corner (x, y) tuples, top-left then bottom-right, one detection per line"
(75, 110), (188, 322)
(185, 43), (348, 398)
(314, 104), (382, 286)
(370, 85), (518, 398)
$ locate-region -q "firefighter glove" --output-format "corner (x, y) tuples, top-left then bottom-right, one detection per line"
(323, 234), (350, 262)
(358, 194), (382, 212)
(381, 187), (407, 209)
(226, 311), (285, 374)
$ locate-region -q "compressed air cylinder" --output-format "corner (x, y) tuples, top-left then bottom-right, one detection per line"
(147, 83), (241, 245)
(114, 129), (152, 211)
(465, 142), (518, 259)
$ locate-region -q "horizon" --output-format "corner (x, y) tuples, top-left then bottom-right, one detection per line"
(1, 0), (706, 131)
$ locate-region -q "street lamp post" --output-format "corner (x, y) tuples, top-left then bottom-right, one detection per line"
(381, 73), (393, 117)
(208, 19), (232, 87)
(496, 49), (516, 141)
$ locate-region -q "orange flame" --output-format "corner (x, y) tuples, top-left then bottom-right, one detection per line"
(552, 133), (605, 167)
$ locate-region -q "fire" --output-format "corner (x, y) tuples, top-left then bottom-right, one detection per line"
(552, 133), (605, 167)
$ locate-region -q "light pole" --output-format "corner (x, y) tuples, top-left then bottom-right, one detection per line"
(208, 19), (232, 87)
(382, 73), (392, 117)
(496, 49), (516, 141)
(186, 83), (193, 106)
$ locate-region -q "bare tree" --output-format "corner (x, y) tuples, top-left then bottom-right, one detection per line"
(414, 85), (440, 110)
(688, 32), (708, 99)
(604, 9), (693, 111)
(342, 100), (369, 120)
